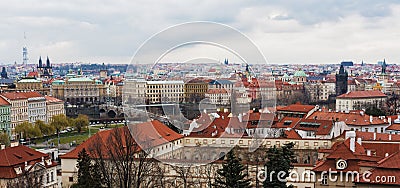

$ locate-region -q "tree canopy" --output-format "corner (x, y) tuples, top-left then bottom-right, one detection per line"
(73, 148), (102, 188)
(50, 114), (70, 133)
(73, 114), (89, 133)
(264, 142), (296, 188)
(15, 121), (41, 139)
(35, 120), (55, 136)
(214, 149), (251, 188)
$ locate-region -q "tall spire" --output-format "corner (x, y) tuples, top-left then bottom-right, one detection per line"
(46, 56), (51, 67)
(38, 56), (43, 67)
(339, 65), (345, 74)
(382, 59), (387, 74)
(22, 32), (28, 65)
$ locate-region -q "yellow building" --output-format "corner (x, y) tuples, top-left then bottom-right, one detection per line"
(184, 79), (208, 103)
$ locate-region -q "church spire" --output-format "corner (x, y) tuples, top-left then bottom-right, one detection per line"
(38, 56), (42, 67)
(382, 59), (387, 74)
(46, 56), (51, 67)
(339, 64), (345, 74)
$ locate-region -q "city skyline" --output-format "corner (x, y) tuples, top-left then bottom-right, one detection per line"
(0, 1), (400, 64)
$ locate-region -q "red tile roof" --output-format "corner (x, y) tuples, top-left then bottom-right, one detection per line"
(295, 119), (334, 135)
(377, 151), (400, 169)
(0, 97), (10, 106)
(285, 129), (302, 139)
(273, 117), (302, 129)
(309, 111), (387, 126)
(0, 92), (28, 100)
(362, 143), (400, 158)
(27, 71), (38, 78)
(313, 139), (381, 172)
(0, 145), (54, 179)
(357, 151), (400, 185)
(18, 91), (43, 98)
(386, 123), (400, 131)
(61, 120), (182, 159)
(337, 90), (387, 99)
(277, 103), (315, 113)
(355, 131), (400, 141)
(45, 96), (63, 103)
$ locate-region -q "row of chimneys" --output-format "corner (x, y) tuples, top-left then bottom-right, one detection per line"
(346, 131), (392, 157)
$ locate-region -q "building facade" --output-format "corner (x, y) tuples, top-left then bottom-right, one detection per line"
(20, 92), (47, 123)
(0, 92), (28, 139)
(51, 77), (107, 105)
(45, 96), (65, 123)
(0, 97), (11, 137)
(145, 81), (184, 104)
(336, 90), (387, 111)
(184, 79), (208, 103)
(0, 145), (58, 188)
(336, 65), (348, 96)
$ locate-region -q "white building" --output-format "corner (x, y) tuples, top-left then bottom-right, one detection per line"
(19, 91), (47, 123)
(145, 81), (184, 104)
(336, 90), (387, 111)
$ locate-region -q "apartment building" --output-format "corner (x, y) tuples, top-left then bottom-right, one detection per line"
(52, 77), (107, 105)
(0, 92), (28, 139)
(45, 96), (65, 123)
(336, 90), (387, 111)
(145, 81), (184, 104)
(19, 91), (47, 123)
(0, 97), (11, 137)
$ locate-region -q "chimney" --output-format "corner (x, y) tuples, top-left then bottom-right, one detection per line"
(41, 156), (44, 163)
(367, 150), (371, 156)
(389, 134), (392, 141)
(388, 117), (392, 125)
(373, 132), (377, 140)
(370, 115), (373, 123)
(357, 137), (362, 145)
(346, 131), (356, 152)
(224, 108), (228, 113)
(385, 153), (389, 157)
(0, 145), (5, 150)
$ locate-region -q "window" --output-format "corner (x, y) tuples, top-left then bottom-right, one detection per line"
(69, 177), (74, 182)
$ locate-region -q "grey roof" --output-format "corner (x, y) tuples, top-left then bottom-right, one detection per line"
(0, 79), (14, 84)
(209, 79), (233, 85)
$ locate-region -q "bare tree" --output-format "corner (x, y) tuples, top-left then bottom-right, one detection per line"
(6, 164), (46, 188)
(88, 127), (158, 188)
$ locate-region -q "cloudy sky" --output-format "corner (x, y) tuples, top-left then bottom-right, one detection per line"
(1, 0), (399, 65)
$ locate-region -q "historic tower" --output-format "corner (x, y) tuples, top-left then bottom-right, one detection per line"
(335, 65), (348, 96)
(37, 56), (53, 78)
